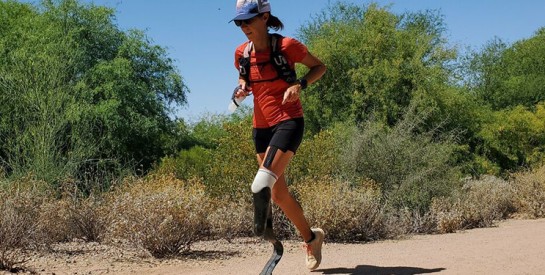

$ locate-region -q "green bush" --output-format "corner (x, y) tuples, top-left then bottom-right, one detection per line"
(289, 122), (353, 183)
(155, 113), (256, 199)
(0, 0), (188, 184)
(158, 146), (213, 180)
(189, 116), (256, 198)
(340, 106), (461, 213)
(478, 103), (545, 173)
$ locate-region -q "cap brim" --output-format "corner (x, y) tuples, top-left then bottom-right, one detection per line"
(229, 13), (259, 22)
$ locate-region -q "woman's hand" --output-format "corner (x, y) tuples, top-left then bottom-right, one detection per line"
(281, 51), (326, 105)
(282, 83), (301, 105)
(235, 80), (252, 98)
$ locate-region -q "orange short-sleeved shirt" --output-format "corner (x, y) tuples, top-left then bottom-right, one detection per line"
(234, 36), (308, 128)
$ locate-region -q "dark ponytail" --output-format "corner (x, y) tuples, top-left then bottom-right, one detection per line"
(266, 14), (284, 31)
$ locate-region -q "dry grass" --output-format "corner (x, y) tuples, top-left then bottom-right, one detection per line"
(1, 165), (544, 270)
(295, 176), (387, 242)
(430, 175), (516, 233)
(105, 174), (212, 258)
(37, 196), (108, 243)
(207, 197), (253, 240)
(511, 165), (545, 218)
(0, 177), (52, 272)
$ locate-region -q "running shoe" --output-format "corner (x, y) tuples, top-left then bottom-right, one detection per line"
(303, 228), (325, 270)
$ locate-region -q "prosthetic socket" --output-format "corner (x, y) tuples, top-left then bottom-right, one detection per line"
(252, 168), (278, 236)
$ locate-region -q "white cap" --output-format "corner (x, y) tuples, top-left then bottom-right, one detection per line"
(231, 0), (271, 21)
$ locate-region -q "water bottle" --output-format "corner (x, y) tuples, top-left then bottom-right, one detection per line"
(228, 96), (246, 113)
(228, 85), (247, 113)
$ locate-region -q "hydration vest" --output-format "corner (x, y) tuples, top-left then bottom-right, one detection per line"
(238, 33), (297, 85)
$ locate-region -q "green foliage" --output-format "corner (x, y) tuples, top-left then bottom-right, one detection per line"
(468, 29), (545, 109)
(0, 0), (188, 186)
(1, 0), (88, 182)
(407, 86), (492, 176)
(477, 103), (545, 173)
(463, 38), (508, 106)
(297, 2), (455, 132)
(156, 112), (256, 198)
(158, 146), (212, 180)
(198, 115), (256, 198)
(288, 121), (353, 183)
(340, 104), (461, 213)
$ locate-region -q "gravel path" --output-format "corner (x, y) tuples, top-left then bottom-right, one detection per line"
(12, 218), (545, 275)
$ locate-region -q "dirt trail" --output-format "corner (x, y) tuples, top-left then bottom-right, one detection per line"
(16, 218), (545, 275)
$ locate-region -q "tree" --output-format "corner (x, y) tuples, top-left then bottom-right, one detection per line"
(477, 103), (545, 173)
(467, 28), (545, 109)
(297, 2), (456, 133)
(0, 0), (188, 184)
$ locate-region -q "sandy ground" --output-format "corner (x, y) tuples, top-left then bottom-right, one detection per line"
(6, 218), (545, 275)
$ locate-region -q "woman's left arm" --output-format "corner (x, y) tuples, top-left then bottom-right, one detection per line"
(282, 52), (326, 104)
(298, 52), (327, 86)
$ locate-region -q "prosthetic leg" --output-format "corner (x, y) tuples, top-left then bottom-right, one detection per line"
(251, 147), (283, 274)
(260, 205), (283, 275)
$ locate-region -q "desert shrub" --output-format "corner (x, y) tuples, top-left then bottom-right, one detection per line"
(0, 194), (36, 272)
(295, 176), (386, 242)
(428, 197), (464, 233)
(430, 175), (515, 233)
(0, 177), (52, 272)
(65, 196), (108, 242)
(202, 117), (256, 199)
(289, 121), (354, 183)
(38, 195), (108, 243)
(380, 206), (438, 235)
(157, 146), (213, 180)
(341, 107), (461, 214)
(460, 176), (515, 226)
(157, 114), (255, 199)
(105, 174), (212, 258)
(207, 197), (253, 240)
(207, 195), (300, 241)
(36, 200), (75, 243)
(511, 165), (545, 218)
(32, 176), (112, 243)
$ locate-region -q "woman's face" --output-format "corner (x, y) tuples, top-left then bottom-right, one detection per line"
(237, 13), (268, 41)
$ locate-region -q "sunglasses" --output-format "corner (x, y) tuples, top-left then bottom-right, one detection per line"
(234, 14), (261, 27)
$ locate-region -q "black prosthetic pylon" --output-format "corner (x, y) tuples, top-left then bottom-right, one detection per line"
(259, 202), (283, 275)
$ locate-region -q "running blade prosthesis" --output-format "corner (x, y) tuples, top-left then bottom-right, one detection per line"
(253, 189), (283, 275)
(260, 204), (283, 275)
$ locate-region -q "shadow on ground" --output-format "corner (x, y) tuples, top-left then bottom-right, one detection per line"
(316, 265), (446, 275)
(179, 250), (240, 260)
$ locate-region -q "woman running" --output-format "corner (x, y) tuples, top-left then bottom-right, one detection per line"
(230, 0), (327, 270)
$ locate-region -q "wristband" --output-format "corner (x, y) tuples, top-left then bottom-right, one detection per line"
(298, 78), (308, 90)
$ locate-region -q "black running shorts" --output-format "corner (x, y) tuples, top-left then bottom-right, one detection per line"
(252, 117), (304, 154)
